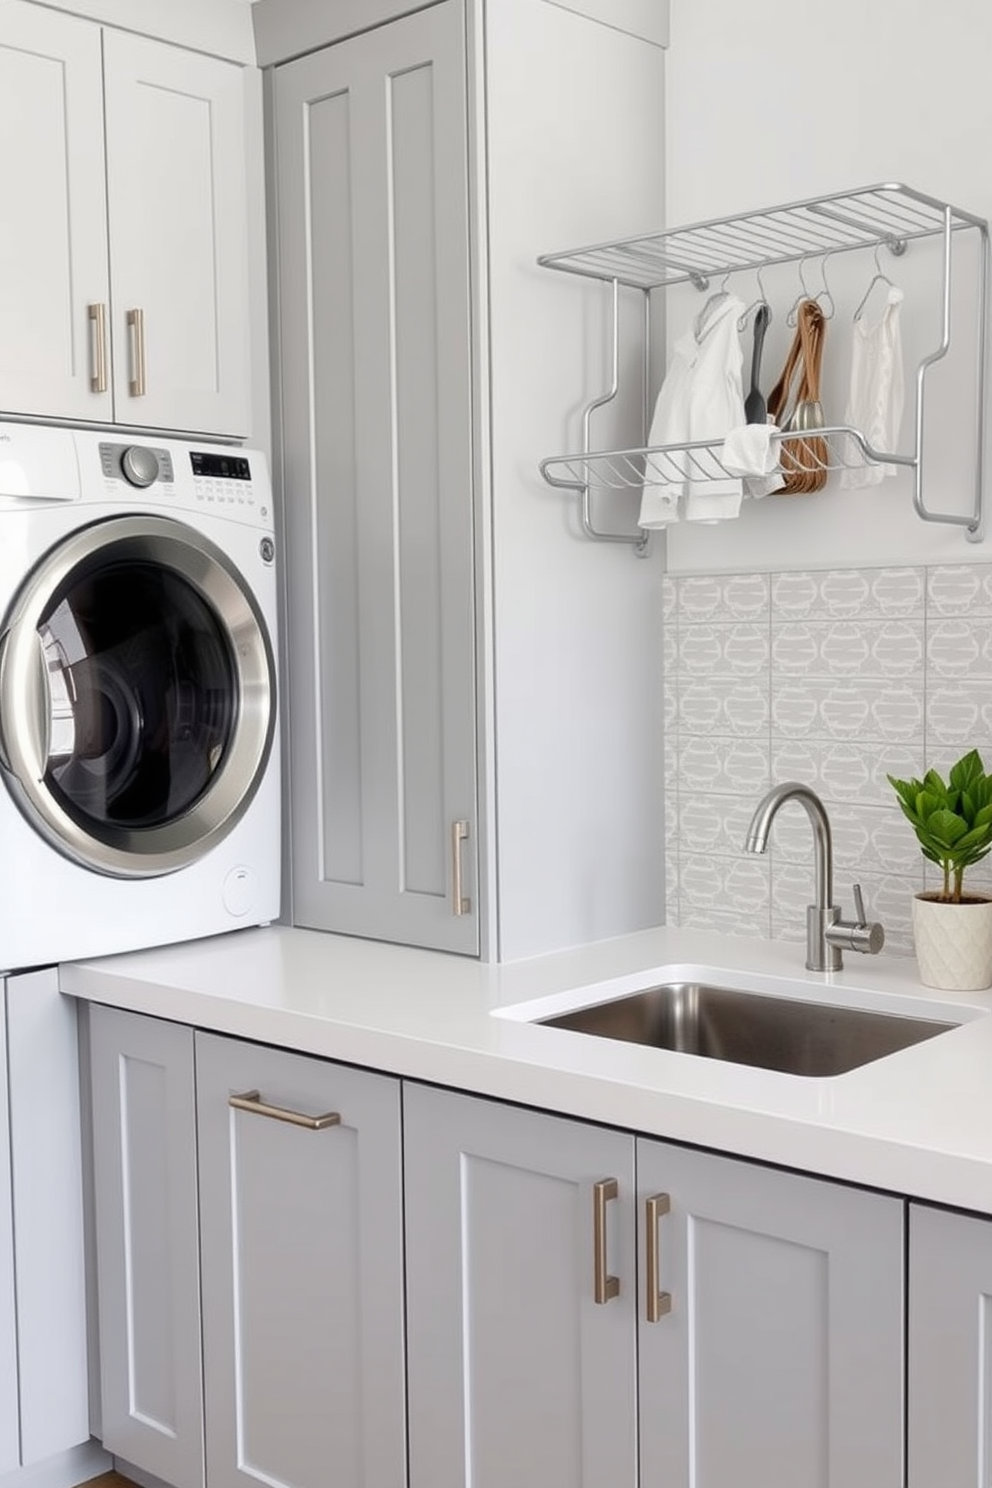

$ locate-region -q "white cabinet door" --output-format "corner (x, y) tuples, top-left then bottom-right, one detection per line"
(6, 970), (89, 1466)
(195, 1033), (406, 1488)
(403, 1083), (638, 1488)
(103, 30), (250, 435)
(908, 1201), (992, 1486)
(0, 2), (111, 421)
(274, 0), (479, 954)
(638, 1138), (905, 1488)
(0, 982), (18, 1478)
(88, 1007), (204, 1488)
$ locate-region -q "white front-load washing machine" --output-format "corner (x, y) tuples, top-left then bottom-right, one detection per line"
(0, 421), (280, 971)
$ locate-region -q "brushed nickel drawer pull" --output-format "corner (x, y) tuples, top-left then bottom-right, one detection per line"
(127, 307), (146, 396)
(645, 1192), (672, 1322)
(229, 1089), (341, 1131)
(88, 302), (107, 393)
(451, 818), (471, 916)
(593, 1177), (620, 1304)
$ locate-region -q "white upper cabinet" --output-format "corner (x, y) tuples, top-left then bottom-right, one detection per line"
(0, 2), (251, 436)
(0, 4), (110, 422)
(102, 30), (251, 435)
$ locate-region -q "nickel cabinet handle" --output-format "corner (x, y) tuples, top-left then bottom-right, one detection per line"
(127, 307), (146, 396)
(88, 302), (108, 393)
(229, 1089), (341, 1131)
(451, 818), (471, 916)
(645, 1192), (673, 1322)
(593, 1178), (620, 1304)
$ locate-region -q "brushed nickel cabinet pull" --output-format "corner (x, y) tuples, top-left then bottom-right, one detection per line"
(127, 307), (146, 396)
(593, 1178), (620, 1304)
(645, 1192), (672, 1322)
(229, 1089), (341, 1131)
(451, 818), (471, 916)
(88, 303), (107, 393)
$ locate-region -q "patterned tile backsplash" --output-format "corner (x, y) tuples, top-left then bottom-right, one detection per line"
(663, 564), (992, 956)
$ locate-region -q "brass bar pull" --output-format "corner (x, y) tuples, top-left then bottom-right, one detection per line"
(88, 303), (108, 393)
(593, 1178), (620, 1304)
(127, 307), (146, 396)
(451, 818), (471, 916)
(229, 1089), (341, 1131)
(645, 1192), (672, 1322)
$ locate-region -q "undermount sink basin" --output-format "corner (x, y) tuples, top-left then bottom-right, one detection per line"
(539, 981), (958, 1077)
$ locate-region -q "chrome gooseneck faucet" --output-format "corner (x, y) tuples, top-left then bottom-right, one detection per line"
(744, 782), (885, 972)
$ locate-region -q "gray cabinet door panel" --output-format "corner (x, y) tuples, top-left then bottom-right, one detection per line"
(404, 1083), (638, 1488)
(196, 1033), (405, 1488)
(909, 1201), (992, 1486)
(638, 1139), (904, 1488)
(88, 1007), (204, 1488)
(275, 0), (478, 953)
(0, 983), (17, 1477)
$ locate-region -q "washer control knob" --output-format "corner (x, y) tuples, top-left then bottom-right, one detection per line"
(121, 446), (159, 488)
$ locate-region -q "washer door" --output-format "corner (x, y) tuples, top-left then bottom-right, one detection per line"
(0, 514), (275, 877)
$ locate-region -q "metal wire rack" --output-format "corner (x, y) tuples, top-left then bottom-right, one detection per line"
(538, 183), (990, 551)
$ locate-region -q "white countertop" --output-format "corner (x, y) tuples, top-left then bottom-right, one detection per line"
(59, 922), (992, 1216)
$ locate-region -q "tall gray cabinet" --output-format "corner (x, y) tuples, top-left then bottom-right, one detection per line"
(266, 0), (667, 962)
(273, 2), (479, 955)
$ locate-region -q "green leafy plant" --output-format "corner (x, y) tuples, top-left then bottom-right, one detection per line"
(888, 749), (992, 904)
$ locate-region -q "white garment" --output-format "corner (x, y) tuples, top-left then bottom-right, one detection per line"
(840, 284), (905, 489)
(638, 293), (747, 527)
(719, 422), (785, 498)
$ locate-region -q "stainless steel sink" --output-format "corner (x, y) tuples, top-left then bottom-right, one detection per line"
(539, 982), (957, 1077)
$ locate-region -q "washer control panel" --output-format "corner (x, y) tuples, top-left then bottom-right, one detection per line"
(100, 443), (174, 486)
(189, 450), (256, 508)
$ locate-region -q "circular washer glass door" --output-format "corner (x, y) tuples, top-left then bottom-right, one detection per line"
(0, 514), (275, 877)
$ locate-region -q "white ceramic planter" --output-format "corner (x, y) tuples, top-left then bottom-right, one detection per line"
(912, 892), (992, 991)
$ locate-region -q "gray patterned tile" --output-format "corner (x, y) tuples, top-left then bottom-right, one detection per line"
(679, 679), (770, 737)
(677, 623), (769, 678)
(678, 794), (759, 857)
(679, 851), (771, 921)
(928, 565), (992, 618)
(925, 683), (992, 747)
(678, 572), (770, 622)
(771, 620), (923, 677)
(678, 736), (770, 794)
(770, 740), (921, 806)
(772, 678), (924, 741)
(927, 619), (992, 678)
(772, 568), (924, 620)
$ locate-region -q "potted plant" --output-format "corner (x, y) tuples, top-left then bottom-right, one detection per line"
(888, 749), (992, 991)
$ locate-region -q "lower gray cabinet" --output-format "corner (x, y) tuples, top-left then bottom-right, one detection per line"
(638, 1137), (905, 1488)
(908, 1201), (992, 1486)
(89, 1006), (204, 1488)
(403, 1082), (639, 1488)
(0, 982), (18, 1477)
(196, 1032), (406, 1488)
(89, 1008), (405, 1488)
(404, 1085), (906, 1488)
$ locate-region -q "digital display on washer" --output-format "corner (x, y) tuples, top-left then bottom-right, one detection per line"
(190, 452), (252, 481)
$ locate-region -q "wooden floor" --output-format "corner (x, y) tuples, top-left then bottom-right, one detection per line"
(79, 1475), (135, 1488)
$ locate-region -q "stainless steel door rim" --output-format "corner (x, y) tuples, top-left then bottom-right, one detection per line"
(0, 513), (275, 878)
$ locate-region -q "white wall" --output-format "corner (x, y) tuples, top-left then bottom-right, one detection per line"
(662, 0), (992, 574)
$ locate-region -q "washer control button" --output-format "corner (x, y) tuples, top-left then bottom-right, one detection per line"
(121, 446), (160, 487)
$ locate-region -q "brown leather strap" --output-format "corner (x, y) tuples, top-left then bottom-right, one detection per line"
(767, 299), (828, 493)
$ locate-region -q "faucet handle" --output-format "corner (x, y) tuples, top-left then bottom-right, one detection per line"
(825, 884), (885, 958)
(853, 883), (867, 926)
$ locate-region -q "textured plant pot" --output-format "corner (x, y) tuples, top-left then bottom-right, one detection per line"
(912, 892), (992, 991)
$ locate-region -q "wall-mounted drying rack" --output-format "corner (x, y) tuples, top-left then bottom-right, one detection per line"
(538, 183), (990, 550)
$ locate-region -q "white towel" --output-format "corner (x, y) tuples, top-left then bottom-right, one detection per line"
(639, 294), (747, 527)
(720, 423), (786, 499)
(840, 285), (904, 488)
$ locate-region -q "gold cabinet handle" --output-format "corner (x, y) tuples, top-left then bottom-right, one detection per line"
(593, 1178), (620, 1304)
(451, 818), (471, 916)
(229, 1089), (341, 1131)
(645, 1192), (672, 1322)
(88, 302), (108, 393)
(127, 307), (146, 396)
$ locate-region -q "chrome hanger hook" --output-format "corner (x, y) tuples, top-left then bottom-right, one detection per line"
(853, 242), (901, 321)
(738, 265), (771, 332)
(812, 249), (838, 320)
(787, 256), (817, 326)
